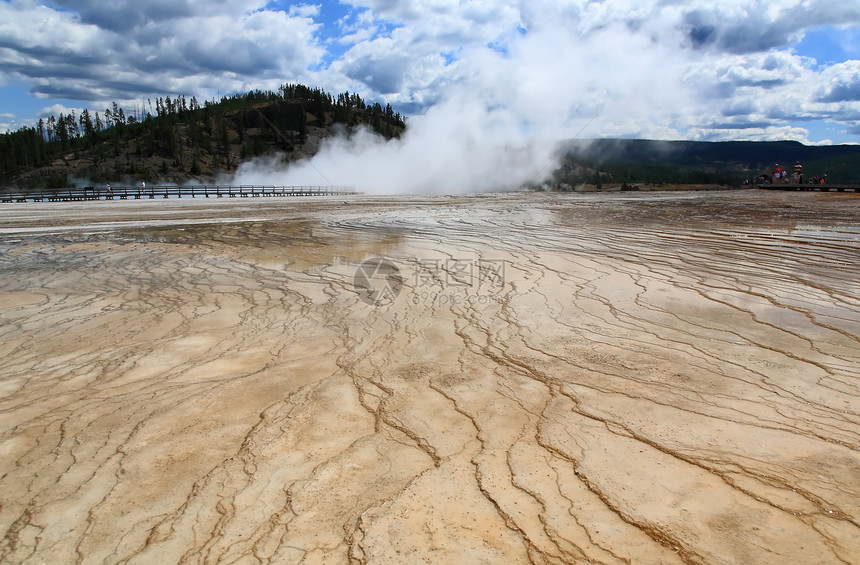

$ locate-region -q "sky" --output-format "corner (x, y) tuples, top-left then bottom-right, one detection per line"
(1, 1), (860, 191)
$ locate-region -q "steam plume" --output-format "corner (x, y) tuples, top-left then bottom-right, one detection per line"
(231, 13), (696, 194)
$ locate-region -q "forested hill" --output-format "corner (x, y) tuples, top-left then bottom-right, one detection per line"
(0, 84), (405, 189)
(555, 138), (860, 186)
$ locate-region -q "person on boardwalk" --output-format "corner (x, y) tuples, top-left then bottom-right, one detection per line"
(773, 164), (784, 184)
(793, 161), (804, 184)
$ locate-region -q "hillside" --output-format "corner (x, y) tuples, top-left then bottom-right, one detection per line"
(0, 84), (405, 189)
(555, 139), (860, 187)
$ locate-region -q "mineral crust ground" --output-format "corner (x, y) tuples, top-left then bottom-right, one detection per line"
(0, 190), (858, 564)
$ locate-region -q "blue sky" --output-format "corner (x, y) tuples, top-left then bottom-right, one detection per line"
(1, 0), (860, 145)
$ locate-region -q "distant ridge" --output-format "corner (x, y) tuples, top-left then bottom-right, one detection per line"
(558, 139), (860, 186)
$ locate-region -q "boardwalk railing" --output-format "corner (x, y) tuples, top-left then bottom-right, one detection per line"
(1, 185), (357, 203)
(755, 183), (859, 192)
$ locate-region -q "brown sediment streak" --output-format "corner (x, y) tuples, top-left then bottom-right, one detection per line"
(0, 191), (858, 564)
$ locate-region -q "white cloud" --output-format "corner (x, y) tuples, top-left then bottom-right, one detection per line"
(687, 125), (831, 145)
(0, 0), (324, 109)
(49, 0), (269, 31)
(816, 60), (860, 102)
(289, 3), (321, 18)
(38, 104), (85, 118)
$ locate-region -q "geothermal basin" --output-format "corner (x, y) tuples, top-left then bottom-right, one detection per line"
(0, 190), (858, 564)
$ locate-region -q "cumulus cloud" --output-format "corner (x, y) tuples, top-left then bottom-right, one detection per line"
(0, 0), (324, 108)
(679, 0), (860, 53)
(38, 103), (85, 119)
(816, 60), (860, 102)
(48, 0), (262, 32)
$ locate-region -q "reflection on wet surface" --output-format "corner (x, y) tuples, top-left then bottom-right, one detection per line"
(0, 191), (858, 564)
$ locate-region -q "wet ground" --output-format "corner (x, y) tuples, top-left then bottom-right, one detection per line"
(0, 190), (858, 564)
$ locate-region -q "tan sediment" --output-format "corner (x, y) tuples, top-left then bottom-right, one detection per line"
(0, 191), (858, 564)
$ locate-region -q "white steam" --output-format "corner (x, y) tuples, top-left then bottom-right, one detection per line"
(231, 8), (698, 194)
(232, 95), (561, 193)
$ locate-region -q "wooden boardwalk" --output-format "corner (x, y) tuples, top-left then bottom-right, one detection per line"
(1, 185), (357, 203)
(756, 183), (859, 192)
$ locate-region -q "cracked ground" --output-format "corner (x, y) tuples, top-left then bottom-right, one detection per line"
(0, 191), (858, 564)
